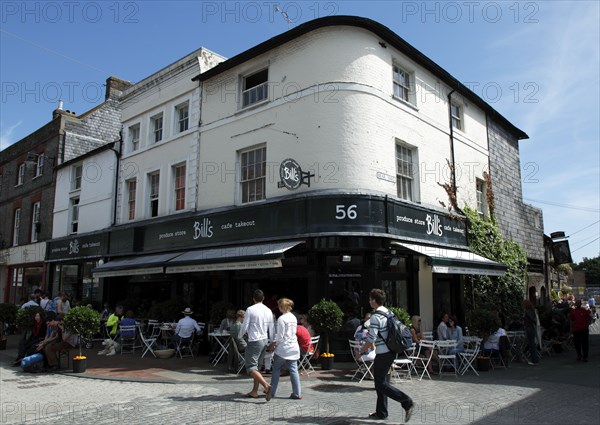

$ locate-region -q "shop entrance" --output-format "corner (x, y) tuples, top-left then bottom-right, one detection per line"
(432, 274), (464, 328)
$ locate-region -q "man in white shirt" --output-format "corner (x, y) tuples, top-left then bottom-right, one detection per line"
(239, 289), (275, 399)
(20, 294), (39, 309)
(172, 308), (201, 345)
(437, 313), (449, 340)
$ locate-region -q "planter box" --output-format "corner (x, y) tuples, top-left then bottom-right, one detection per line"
(321, 357), (334, 370)
(72, 358), (87, 373)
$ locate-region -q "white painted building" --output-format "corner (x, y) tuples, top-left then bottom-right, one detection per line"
(91, 17), (542, 341)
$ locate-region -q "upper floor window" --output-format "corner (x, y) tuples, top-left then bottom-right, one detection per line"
(242, 68), (268, 108)
(451, 102), (463, 130)
(127, 179), (137, 221)
(71, 165), (82, 190)
(176, 103), (189, 133)
(396, 143), (417, 202)
(34, 154), (44, 178)
(16, 163), (25, 185)
(476, 178), (486, 217)
(149, 172), (160, 217)
(173, 163), (186, 211)
(151, 114), (163, 143)
(31, 201), (40, 242)
(70, 197), (80, 234)
(393, 64), (411, 103)
(240, 146), (266, 204)
(13, 208), (20, 246)
(129, 124), (140, 152)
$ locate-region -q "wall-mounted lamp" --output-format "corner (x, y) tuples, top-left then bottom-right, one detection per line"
(341, 255), (352, 263)
(389, 257), (400, 266)
(25, 152), (55, 168)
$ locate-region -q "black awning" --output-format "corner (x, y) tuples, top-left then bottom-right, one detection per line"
(165, 241), (304, 274)
(392, 242), (507, 276)
(92, 252), (183, 278)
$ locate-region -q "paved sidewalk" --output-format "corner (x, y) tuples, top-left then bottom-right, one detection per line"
(1, 327), (599, 424)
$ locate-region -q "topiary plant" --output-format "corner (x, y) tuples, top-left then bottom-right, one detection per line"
(0, 303), (19, 340)
(308, 298), (343, 354)
(63, 306), (101, 358)
(388, 306), (411, 327)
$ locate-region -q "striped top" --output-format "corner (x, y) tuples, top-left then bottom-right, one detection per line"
(365, 306), (390, 354)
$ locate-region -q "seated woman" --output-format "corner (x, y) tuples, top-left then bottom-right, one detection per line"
(219, 309), (236, 333)
(227, 309), (247, 372)
(118, 310), (137, 340)
(353, 312), (375, 361)
(448, 315), (465, 355)
(13, 311), (47, 366)
(483, 326), (507, 356)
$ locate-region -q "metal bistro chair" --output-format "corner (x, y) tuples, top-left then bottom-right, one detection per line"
(175, 333), (195, 359)
(119, 325), (137, 355)
(349, 339), (375, 383)
(408, 340), (435, 381)
(299, 335), (320, 375)
(436, 340), (458, 377)
(140, 325), (161, 358)
(458, 337), (482, 376)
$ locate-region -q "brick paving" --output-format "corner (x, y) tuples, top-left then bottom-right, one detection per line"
(1, 326), (599, 424)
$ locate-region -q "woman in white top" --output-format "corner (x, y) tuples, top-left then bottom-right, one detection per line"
(267, 298), (302, 400)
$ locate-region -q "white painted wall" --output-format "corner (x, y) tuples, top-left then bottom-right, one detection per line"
(199, 25), (490, 211)
(53, 148), (116, 238)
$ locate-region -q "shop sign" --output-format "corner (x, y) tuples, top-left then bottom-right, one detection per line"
(387, 200), (467, 246)
(46, 233), (108, 261)
(277, 158), (315, 190)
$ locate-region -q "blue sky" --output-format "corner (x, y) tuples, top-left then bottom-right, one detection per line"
(1, 1), (598, 263)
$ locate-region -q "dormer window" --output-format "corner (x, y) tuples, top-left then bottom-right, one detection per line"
(242, 68), (268, 108)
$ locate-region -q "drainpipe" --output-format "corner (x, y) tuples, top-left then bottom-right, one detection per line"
(195, 81), (202, 212)
(111, 132), (122, 225)
(447, 89), (457, 196)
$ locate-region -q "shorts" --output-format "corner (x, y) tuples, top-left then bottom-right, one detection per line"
(244, 339), (268, 373)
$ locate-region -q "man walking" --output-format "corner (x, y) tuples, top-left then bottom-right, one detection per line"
(357, 288), (414, 421)
(569, 299), (592, 362)
(239, 289), (275, 399)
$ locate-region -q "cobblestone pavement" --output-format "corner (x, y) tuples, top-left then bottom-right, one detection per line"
(1, 328), (599, 425)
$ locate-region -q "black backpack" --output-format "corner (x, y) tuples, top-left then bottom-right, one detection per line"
(373, 310), (413, 353)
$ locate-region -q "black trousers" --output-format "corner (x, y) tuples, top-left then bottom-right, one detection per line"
(373, 350), (412, 418)
(573, 329), (589, 360)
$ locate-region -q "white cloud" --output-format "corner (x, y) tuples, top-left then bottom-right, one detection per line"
(0, 120), (23, 150)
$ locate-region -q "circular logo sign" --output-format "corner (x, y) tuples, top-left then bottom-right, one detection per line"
(279, 158), (302, 190)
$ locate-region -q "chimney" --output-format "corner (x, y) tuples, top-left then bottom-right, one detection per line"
(52, 99), (64, 119)
(105, 76), (133, 100)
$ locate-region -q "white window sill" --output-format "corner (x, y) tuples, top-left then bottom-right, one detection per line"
(392, 95), (418, 112)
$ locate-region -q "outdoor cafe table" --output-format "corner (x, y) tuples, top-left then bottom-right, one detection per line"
(208, 331), (231, 366)
(158, 323), (176, 347)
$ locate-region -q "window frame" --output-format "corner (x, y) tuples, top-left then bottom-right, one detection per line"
(451, 102), (463, 131)
(127, 179), (137, 221)
(175, 102), (189, 133)
(16, 163), (25, 186)
(151, 113), (163, 144)
(129, 124), (140, 152)
(173, 163), (186, 211)
(13, 208), (21, 246)
(31, 201), (40, 242)
(476, 178), (486, 217)
(33, 154), (44, 178)
(70, 197), (80, 234)
(149, 172), (160, 217)
(393, 64), (412, 104)
(395, 141), (418, 202)
(71, 164), (83, 191)
(239, 146), (267, 204)
(241, 68), (269, 108)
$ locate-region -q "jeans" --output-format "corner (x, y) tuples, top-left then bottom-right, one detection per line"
(373, 351), (412, 418)
(525, 329), (539, 363)
(270, 354), (301, 398)
(573, 329), (589, 360)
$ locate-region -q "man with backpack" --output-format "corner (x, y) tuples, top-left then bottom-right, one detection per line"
(356, 288), (414, 422)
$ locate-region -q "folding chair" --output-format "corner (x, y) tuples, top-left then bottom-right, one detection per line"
(119, 325), (137, 354)
(299, 335), (320, 375)
(349, 340), (374, 382)
(140, 331), (158, 358)
(175, 333), (195, 359)
(436, 340), (458, 377)
(193, 322), (206, 356)
(408, 340), (435, 381)
(458, 337), (481, 376)
(146, 320), (159, 337)
(392, 347), (416, 382)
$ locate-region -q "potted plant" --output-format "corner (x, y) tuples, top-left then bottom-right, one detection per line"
(309, 298), (343, 370)
(388, 306), (412, 326)
(476, 355), (491, 371)
(63, 306), (101, 373)
(0, 303), (19, 350)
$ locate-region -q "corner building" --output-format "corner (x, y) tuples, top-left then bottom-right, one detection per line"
(94, 17), (543, 346)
